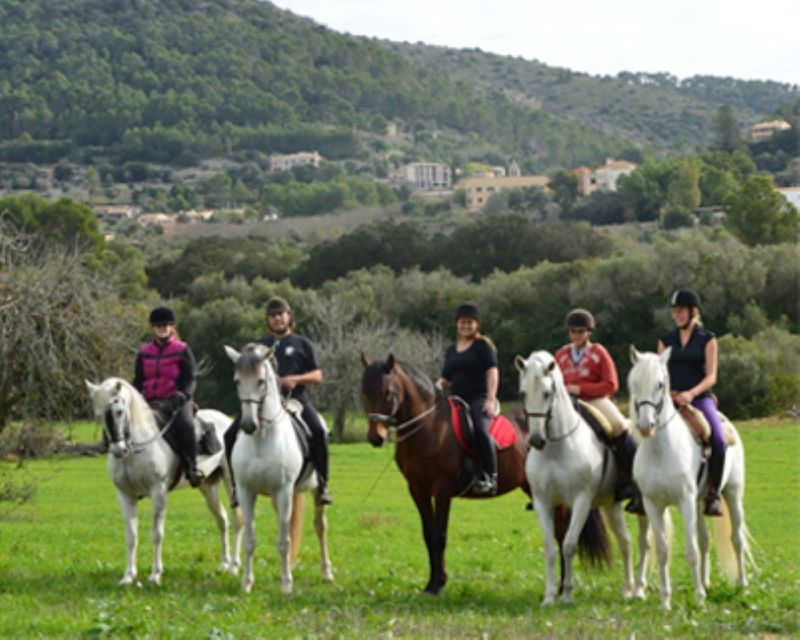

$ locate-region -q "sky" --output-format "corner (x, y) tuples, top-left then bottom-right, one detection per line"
(270, 0), (800, 85)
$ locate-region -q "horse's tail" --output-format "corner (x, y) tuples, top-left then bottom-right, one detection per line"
(712, 498), (756, 581)
(577, 507), (613, 570)
(290, 492), (305, 566)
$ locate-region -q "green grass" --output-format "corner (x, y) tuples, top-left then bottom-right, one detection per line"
(1, 419), (798, 638)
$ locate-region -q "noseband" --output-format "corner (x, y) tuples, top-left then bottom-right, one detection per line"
(633, 382), (677, 431)
(366, 373), (436, 442)
(522, 378), (581, 444)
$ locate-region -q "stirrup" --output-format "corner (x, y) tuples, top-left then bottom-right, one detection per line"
(316, 485), (333, 506)
(704, 493), (723, 517)
(187, 467), (204, 488)
(473, 475), (497, 496)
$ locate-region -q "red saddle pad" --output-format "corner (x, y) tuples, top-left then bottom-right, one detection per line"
(449, 398), (517, 452)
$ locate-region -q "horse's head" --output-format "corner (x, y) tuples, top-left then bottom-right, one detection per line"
(360, 353), (405, 447)
(86, 378), (133, 458)
(627, 346), (672, 438)
(225, 343), (279, 435)
(515, 350), (562, 450)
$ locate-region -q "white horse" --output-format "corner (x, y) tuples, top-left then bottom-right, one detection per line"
(224, 343), (333, 594)
(516, 350), (649, 605)
(85, 378), (240, 585)
(627, 347), (751, 610)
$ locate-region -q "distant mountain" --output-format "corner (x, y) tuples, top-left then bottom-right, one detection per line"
(0, 0), (639, 172)
(382, 41), (799, 152)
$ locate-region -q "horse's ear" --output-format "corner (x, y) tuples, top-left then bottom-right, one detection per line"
(360, 352), (371, 368)
(384, 353), (395, 373)
(659, 346), (672, 365)
(224, 345), (241, 364)
(114, 381), (122, 394)
(514, 355), (527, 373)
(546, 359), (556, 374)
(85, 380), (98, 396)
(629, 345), (640, 364)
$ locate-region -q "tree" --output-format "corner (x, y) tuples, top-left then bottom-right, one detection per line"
(724, 175), (799, 246)
(549, 169), (579, 213)
(711, 105), (743, 153)
(0, 218), (139, 429)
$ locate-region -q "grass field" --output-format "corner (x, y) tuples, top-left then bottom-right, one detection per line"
(1, 418), (798, 638)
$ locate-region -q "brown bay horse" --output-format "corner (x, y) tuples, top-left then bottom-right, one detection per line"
(360, 353), (610, 596)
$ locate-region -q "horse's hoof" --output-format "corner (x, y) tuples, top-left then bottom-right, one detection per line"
(281, 583), (293, 595)
(622, 588), (634, 600)
(242, 582), (253, 594)
(633, 588), (646, 600)
(423, 583), (443, 596)
(661, 599), (672, 611)
(119, 575), (135, 586)
(541, 597), (555, 607)
(322, 568), (334, 583)
(560, 595), (573, 605)
(228, 563), (240, 576)
(148, 574), (162, 586)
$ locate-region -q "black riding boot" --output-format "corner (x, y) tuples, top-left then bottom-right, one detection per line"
(610, 432), (636, 501)
(223, 416), (241, 506)
(472, 407), (498, 496)
(303, 404), (332, 506)
(704, 447), (725, 517)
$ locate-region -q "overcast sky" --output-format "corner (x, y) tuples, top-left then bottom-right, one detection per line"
(270, 0), (799, 85)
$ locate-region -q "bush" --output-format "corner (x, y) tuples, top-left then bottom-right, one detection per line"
(0, 423), (65, 459)
(662, 206), (695, 229)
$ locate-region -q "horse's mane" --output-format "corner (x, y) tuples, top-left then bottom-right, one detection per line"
(237, 343), (271, 376)
(362, 358), (437, 405)
(106, 377), (158, 433)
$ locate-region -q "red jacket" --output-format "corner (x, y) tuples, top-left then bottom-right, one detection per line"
(555, 343), (618, 400)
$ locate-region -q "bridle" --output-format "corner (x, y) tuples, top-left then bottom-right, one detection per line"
(366, 371), (437, 443)
(632, 377), (678, 432)
(521, 376), (580, 443)
(237, 368), (284, 428)
(103, 394), (177, 455)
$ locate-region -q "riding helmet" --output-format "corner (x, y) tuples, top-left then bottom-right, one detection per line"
(455, 302), (480, 321)
(565, 308), (595, 331)
(149, 306), (176, 325)
(669, 288), (701, 310)
(266, 296), (291, 315)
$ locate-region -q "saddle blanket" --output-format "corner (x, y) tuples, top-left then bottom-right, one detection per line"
(449, 398), (517, 452)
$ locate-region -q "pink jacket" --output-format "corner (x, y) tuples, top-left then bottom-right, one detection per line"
(136, 336), (189, 401)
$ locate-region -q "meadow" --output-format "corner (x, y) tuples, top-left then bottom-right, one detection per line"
(1, 418), (798, 638)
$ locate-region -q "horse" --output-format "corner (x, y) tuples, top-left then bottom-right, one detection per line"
(224, 343), (333, 594)
(627, 346), (752, 610)
(360, 353), (608, 596)
(85, 378), (239, 586)
(515, 350), (649, 605)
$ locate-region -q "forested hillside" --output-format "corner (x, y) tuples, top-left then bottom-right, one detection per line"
(0, 0), (636, 171)
(385, 42), (799, 152)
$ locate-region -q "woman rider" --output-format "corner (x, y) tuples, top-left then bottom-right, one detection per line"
(133, 306), (202, 487)
(658, 288), (724, 516)
(436, 303), (499, 496)
(555, 308), (643, 513)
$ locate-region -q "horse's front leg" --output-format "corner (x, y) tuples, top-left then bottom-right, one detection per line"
(148, 487), (167, 586)
(560, 493), (592, 604)
(533, 497), (558, 606)
(239, 487), (257, 593)
(430, 488), (452, 594)
(602, 503), (634, 599)
(643, 497), (672, 610)
(724, 487), (749, 587)
(273, 486), (294, 595)
(116, 490), (138, 585)
(313, 501), (334, 583)
(633, 514), (650, 599)
(408, 483), (438, 595)
(678, 492), (705, 604)
(199, 481), (232, 573)
(696, 498), (711, 589)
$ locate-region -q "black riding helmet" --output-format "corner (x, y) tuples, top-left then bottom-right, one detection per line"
(455, 302), (480, 321)
(565, 308), (595, 331)
(266, 296), (291, 315)
(149, 306), (176, 325)
(669, 288), (701, 311)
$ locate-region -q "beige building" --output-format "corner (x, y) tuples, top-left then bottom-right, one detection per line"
(93, 205), (141, 221)
(460, 175), (549, 211)
(399, 162), (452, 189)
(269, 151), (322, 172)
(750, 120), (791, 142)
(574, 158), (637, 196)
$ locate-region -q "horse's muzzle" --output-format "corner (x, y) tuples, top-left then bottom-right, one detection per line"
(241, 418), (257, 435)
(367, 423), (387, 447)
(109, 441), (129, 458)
(636, 421), (654, 438)
(528, 432), (545, 450)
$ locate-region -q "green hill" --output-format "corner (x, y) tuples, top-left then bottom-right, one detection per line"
(383, 42), (799, 153)
(0, 0), (639, 171)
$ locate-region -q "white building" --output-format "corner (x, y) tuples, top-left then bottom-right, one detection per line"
(593, 158), (637, 192)
(269, 151), (322, 173)
(776, 186), (800, 210)
(400, 162), (452, 189)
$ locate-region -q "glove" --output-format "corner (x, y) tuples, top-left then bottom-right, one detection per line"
(170, 392), (187, 412)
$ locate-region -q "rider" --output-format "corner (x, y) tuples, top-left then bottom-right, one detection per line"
(224, 296), (332, 505)
(133, 306), (202, 487)
(436, 302), (499, 496)
(555, 308), (643, 513)
(658, 288), (724, 517)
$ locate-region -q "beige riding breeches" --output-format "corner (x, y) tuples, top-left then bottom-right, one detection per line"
(585, 397), (628, 438)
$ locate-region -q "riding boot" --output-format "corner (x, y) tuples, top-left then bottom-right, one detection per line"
(223, 417), (241, 507)
(610, 432), (636, 502)
(311, 427), (333, 506)
(473, 437), (498, 496)
(624, 484), (646, 515)
(704, 448), (725, 517)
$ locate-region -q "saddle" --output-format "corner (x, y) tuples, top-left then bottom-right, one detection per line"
(449, 397), (517, 453)
(575, 399), (614, 442)
(149, 399), (223, 456)
(283, 398), (313, 484)
(675, 402), (737, 446)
